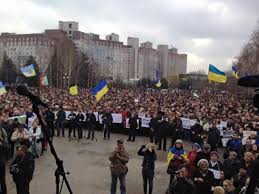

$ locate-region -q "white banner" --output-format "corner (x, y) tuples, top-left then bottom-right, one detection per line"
(141, 117), (151, 128)
(112, 113), (123, 124)
(180, 118), (197, 129)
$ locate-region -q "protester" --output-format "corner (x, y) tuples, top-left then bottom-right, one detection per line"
(207, 123), (221, 151)
(109, 140), (129, 194)
(86, 110), (96, 140)
(76, 110), (85, 140)
(138, 143), (156, 194)
(167, 139), (188, 183)
(148, 114), (157, 143)
(194, 159), (215, 194)
(10, 145), (35, 194)
(166, 165), (195, 194)
(29, 121), (42, 158)
(194, 143), (211, 166)
(213, 186), (225, 194)
(223, 151), (241, 180)
(68, 111), (77, 139)
(127, 112), (138, 142)
(187, 143), (200, 178)
(232, 167), (248, 194)
(56, 106), (66, 137)
(11, 123), (30, 157)
(222, 179), (235, 194)
(157, 115), (169, 151)
(208, 151), (224, 185)
(102, 110), (113, 140)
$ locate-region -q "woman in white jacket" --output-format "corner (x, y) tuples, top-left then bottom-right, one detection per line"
(29, 121), (42, 158)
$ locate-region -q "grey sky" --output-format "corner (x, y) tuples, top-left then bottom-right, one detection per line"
(0, 0), (258, 72)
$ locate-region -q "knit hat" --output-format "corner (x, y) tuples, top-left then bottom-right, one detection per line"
(175, 139), (183, 144)
(210, 151), (219, 158)
(117, 139), (124, 144)
(192, 143), (201, 150)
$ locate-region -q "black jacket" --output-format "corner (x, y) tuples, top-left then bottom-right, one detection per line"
(246, 157), (259, 194)
(129, 116), (138, 129)
(44, 110), (55, 124)
(223, 159), (241, 179)
(102, 112), (113, 126)
(10, 152), (35, 182)
(156, 120), (170, 138)
(191, 123), (203, 144)
(207, 127), (221, 147)
(68, 112), (77, 122)
(168, 176), (195, 194)
(86, 113), (96, 125)
(193, 170), (214, 194)
(138, 146), (156, 170)
(76, 113), (85, 123)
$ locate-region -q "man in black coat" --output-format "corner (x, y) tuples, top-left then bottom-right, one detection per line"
(190, 121), (203, 144)
(167, 166), (195, 194)
(149, 114), (157, 143)
(86, 110), (96, 140)
(44, 108), (55, 138)
(68, 111), (77, 139)
(157, 116), (169, 151)
(207, 123), (221, 151)
(246, 155), (259, 194)
(127, 112), (138, 142)
(56, 107), (66, 137)
(10, 145), (35, 194)
(76, 110), (85, 140)
(102, 110), (113, 140)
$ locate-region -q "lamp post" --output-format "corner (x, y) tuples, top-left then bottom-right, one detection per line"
(63, 73), (69, 89)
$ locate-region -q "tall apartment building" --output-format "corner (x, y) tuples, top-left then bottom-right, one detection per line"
(0, 21), (187, 84)
(0, 33), (55, 72)
(73, 31), (132, 80)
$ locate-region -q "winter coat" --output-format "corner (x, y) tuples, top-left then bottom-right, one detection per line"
(191, 124), (203, 144)
(207, 127), (221, 147)
(10, 152), (35, 182)
(223, 158), (241, 179)
(109, 148), (129, 176)
(187, 150), (198, 177)
(167, 176), (195, 194)
(129, 116), (138, 129)
(193, 169), (215, 194)
(138, 146), (156, 170)
(102, 112), (113, 126)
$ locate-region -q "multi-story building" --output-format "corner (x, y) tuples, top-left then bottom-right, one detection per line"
(73, 31), (132, 80)
(106, 33), (119, 42)
(0, 21), (187, 84)
(0, 32), (55, 72)
(59, 21), (79, 39)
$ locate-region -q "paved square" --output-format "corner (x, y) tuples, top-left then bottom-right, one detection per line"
(6, 131), (179, 194)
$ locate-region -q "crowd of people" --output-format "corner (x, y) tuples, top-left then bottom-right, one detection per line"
(0, 86), (259, 194)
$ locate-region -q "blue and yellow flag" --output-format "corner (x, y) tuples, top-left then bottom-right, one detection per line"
(92, 80), (109, 101)
(232, 66), (239, 79)
(155, 69), (161, 88)
(0, 86), (6, 96)
(21, 64), (36, 77)
(69, 85), (78, 95)
(208, 64), (227, 83)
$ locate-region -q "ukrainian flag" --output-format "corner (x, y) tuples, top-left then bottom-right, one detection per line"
(155, 80), (161, 88)
(21, 64), (36, 77)
(232, 66), (239, 79)
(208, 64), (227, 83)
(0, 86), (6, 96)
(155, 69), (161, 88)
(92, 80), (109, 101)
(69, 85), (78, 95)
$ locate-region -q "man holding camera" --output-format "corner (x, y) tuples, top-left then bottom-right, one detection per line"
(109, 140), (129, 194)
(166, 165), (195, 194)
(10, 145), (35, 194)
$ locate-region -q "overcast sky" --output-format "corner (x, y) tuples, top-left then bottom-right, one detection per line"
(0, 0), (258, 72)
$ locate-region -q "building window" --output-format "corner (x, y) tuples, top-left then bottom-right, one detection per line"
(69, 24), (72, 29)
(69, 31), (72, 35)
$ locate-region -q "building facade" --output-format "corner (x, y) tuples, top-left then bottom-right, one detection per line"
(0, 33), (55, 72)
(0, 21), (187, 84)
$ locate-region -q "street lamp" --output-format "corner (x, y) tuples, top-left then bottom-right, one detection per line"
(63, 73), (69, 89)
